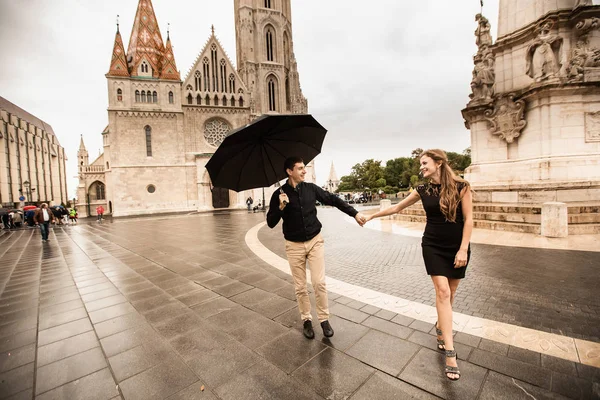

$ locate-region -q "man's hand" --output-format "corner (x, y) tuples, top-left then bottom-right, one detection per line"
(279, 192), (289, 211)
(355, 212), (367, 226)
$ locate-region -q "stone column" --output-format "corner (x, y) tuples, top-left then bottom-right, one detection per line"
(541, 202), (568, 237)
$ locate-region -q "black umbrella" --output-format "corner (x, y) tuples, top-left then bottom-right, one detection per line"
(206, 114), (327, 192)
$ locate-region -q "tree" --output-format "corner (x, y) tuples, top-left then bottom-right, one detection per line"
(411, 148), (424, 159)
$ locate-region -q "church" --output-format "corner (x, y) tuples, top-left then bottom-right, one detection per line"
(77, 0), (315, 217)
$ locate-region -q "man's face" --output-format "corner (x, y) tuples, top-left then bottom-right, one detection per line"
(287, 162), (306, 183)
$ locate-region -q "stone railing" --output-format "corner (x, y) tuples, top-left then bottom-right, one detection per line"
(83, 165), (104, 173)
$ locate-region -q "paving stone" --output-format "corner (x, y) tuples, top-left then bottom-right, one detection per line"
(0, 329), (36, 353)
(164, 281), (205, 297)
(374, 308), (397, 320)
(99, 325), (158, 357)
(215, 357), (321, 400)
(166, 381), (218, 400)
(329, 303), (369, 324)
(273, 284), (297, 301)
(37, 331), (99, 366)
(256, 330), (328, 373)
(391, 313), (416, 326)
(292, 348), (374, 399)
(251, 296), (297, 319)
(362, 316), (413, 339)
(38, 318), (93, 346)
(252, 276), (288, 292)
(108, 342), (171, 382)
(89, 302), (137, 324)
(155, 312), (205, 340)
(0, 362), (34, 398)
(454, 331), (482, 348)
(211, 281), (253, 298)
(333, 295), (353, 305)
(93, 312), (147, 338)
(206, 305), (257, 333)
(0, 343), (35, 373)
(346, 300), (369, 310)
(408, 319), (434, 333)
(351, 371), (439, 400)
(177, 289), (220, 307)
(0, 317), (38, 339)
(191, 296), (238, 319)
(229, 287), (278, 308)
(469, 348), (552, 389)
(359, 304), (381, 315)
(118, 356), (198, 400)
(576, 363), (600, 383)
(229, 316), (290, 350)
(508, 345), (541, 366)
(347, 330), (420, 376)
(35, 368), (119, 400)
(399, 347), (488, 400)
(479, 338), (510, 356)
(35, 347), (107, 395)
(479, 370), (569, 400)
(541, 354), (578, 377)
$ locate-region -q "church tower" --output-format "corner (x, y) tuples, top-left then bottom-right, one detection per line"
(234, 0), (308, 116)
(77, 135), (89, 175)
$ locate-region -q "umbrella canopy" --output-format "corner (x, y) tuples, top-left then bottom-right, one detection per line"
(23, 205), (37, 211)
(206, 114), (327, 192)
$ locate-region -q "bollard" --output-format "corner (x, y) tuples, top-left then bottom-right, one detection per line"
(541, 202), (568, 237)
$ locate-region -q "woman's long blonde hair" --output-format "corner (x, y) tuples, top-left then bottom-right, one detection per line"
(420, 149), (470, 222)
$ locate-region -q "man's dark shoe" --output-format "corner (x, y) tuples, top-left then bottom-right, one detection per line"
(321, 320), (334, 338)
(303, 320), (315, 339)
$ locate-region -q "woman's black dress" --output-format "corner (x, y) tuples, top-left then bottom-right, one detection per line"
(416, 182), (470, 279)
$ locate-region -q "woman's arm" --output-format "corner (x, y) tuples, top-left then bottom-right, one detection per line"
(366, 190), (421, 221)
(454, 187), (473, 268)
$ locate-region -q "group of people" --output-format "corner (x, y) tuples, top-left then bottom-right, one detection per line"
(245, 197), (262, 212)
(267, 149), (471, 381)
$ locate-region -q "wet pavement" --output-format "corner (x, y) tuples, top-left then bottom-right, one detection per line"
(0, 211), (598, 399)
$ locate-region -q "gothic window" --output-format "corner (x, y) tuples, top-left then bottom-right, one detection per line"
(117, 88), (123, 102)
(265, 27), (275, 61)
(141, 61), (150, 74)
(264, 0), (271, 8)
(90, 181), (105, 200)
(194, 71), (201, 91)
(268, 76), (278, 111)
(141, 91), (146, 103)
(229, 74), (236, 93)
(286, 77), (291, 111)
(186, 84), (193, 91)
(187, 94), (193, 104)
(230, 97), (235, 107)
(196, 94), (202, 105)
(239, 96), (244, 107)
(135, 90), (140, 102)
(211, 45), (218, 92)
(152, 91), (158, 103)
(220, 59), (227, 93)
(145, 125), (152, 156)
(204, 118), (231, 147)
(283, 32), (290, 67)
(169, 91), (174, 104)
(222, 95), (227, 106)
(205, 95), (210, 105)
(202, 58), (210, 91)
(214, 95), (219, 106)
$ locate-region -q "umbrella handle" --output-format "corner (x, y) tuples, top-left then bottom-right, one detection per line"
(279, 188), (288, 206)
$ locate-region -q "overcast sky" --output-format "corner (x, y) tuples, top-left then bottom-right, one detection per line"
(0, 0), (500, 196)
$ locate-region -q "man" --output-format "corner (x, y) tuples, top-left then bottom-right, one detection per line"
(267, 157), (366, 339)
(246, 196), (253, 211)
(34, 203), (54, 242)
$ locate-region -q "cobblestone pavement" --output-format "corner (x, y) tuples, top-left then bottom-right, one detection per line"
(259, 208), (600, 343)
(0, 212), (598, 399)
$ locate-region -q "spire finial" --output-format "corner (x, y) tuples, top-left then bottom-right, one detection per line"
(116, 14), (120, 33)
(211, 24), (215, 35)
(167, 23), (170, 39)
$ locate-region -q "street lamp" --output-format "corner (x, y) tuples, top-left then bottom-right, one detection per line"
(23, 181), (30, 202)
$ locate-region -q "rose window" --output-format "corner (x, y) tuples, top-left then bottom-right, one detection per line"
(204, 119), (231, 147)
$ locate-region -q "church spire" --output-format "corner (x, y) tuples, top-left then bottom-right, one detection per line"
(160, 24), (180, 80)
(79, 134), (86, 152)
(107, 18), (130, 77)
(127, 0), (165, 78)
(328, 162), (338, 183)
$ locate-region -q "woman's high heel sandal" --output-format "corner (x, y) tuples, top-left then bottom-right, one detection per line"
(445, 350), (461, 381)
(434, 321), (445, 351)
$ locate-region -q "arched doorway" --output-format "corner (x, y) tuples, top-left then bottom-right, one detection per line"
(212, 187), (230, 209)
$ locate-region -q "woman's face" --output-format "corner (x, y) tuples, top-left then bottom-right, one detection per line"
(419, 156), (440, 179)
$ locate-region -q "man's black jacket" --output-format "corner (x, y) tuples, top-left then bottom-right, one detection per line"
(267, 181), (358, 242)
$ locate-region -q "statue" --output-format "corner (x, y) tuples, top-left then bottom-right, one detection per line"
(574, 0), (593, 8)
(526, 21), (563, 82)
(475, 14), (493, 49)
(470, 51), (495, 102)
(567, 18), (600, 81)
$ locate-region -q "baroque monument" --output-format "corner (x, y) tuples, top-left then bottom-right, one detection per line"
(462, 0), (600, 234)
(77, 0), (313, 217)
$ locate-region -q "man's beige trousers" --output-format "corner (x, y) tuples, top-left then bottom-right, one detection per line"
(285, 233), (329, 322)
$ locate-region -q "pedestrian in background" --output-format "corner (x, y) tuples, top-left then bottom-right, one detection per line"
(34, 203), (55, 242)
(365, 149), (473, 381)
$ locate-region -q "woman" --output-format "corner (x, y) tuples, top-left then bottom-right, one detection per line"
(365, 149), (473, 381)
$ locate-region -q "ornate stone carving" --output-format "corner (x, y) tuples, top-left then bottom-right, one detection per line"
(526, 20), (563, 82)
(567, 18), (600, 81)
(484, 94), (527, 143)
(469, 13), (495, 104)
(585, 111), (600, 142)
(574, 0), (593, 8)
(204, 118), (231, 147)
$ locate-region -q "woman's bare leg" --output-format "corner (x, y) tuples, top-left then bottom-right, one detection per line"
(431, 275), (459, 379)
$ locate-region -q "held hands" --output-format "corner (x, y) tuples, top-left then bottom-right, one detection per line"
(354, 212), (367, 227)
(279, 192), (289, 211)
(454, 248), (468, 268)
